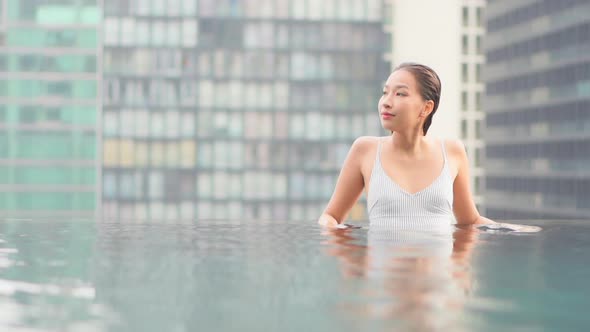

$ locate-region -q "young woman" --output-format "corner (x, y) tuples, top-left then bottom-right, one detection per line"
(318, 62), (539, 232)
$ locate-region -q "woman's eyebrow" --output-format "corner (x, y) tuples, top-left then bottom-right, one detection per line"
(384, 84), (409, 89)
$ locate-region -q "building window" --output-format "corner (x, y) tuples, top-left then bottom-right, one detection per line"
(167, 0), (182, 16)
(476, 64), (482, 83)
(461, 120), (468, 139)
(462, 63), (468, 83)
(462, 35), (469, 55)
(182, 19), (198, 47)
(197, 202), (212, 220)
(462, 91), (468, 111)
(476, 36), (482, 55)
(182, 0), (197, 16)
(462, 7), (469, 26)
(104, 18), (119, 45)
(475, 91), (482, 110)
(135, 21), (149, 46)
(152, 0), (166, 16)
(292, 0), (305, 19)
(198, 173), (212, 198)
(275, 0), (290, 18)
(152, 21), (166, 46)
(475, 120), (482, 139)
(476, 7), (484, 27)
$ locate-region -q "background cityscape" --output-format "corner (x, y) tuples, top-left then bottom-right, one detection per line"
(0, 0), (588, 222)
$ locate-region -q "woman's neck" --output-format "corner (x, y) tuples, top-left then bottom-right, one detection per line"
(389, 131), (426, 157)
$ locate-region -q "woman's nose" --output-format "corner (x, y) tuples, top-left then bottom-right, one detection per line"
(381, 97), (392, 109)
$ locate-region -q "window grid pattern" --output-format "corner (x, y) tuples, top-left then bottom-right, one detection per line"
(484, 0), (590, 219)
(102, 0), (389, 221)
(0, 0), (100, 214)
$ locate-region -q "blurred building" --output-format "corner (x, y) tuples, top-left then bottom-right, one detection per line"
(0, 0), (100, 218)
(385, 0), (486, 212)
(484, 1), (590, 219)
(101, 0), (389, 221)
(460, 0), (486, 212)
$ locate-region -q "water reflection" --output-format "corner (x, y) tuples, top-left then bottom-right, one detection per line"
(323, 225), (479, 331)
(0, 221), (103, 331)
(2, 219), (584, 332)
(91, 221), (349, 332)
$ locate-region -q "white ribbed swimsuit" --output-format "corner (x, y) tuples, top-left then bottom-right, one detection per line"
(367, 138), (455, 232)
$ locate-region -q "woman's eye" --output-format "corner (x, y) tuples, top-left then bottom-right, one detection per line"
(396, 92), (406, 96)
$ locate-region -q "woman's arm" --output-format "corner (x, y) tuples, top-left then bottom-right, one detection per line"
(449, 140), (495, 225)
(318, 137), (371, 227)
(450, 140), (541, 232)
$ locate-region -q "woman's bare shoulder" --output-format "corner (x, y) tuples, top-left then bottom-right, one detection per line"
(350, 136), (382, 155)
(438, 138), (468, 177)
(443, 138), (467, 155)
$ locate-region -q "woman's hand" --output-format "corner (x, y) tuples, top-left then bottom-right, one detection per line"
(318, 213), (349, 229)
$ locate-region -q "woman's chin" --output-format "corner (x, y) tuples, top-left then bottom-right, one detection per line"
(380, 125), (395, 132)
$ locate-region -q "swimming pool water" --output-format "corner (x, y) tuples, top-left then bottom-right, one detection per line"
(0, 219), (588, 331)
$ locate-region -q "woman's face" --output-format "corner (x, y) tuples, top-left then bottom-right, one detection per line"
(378, 69), (429, 133)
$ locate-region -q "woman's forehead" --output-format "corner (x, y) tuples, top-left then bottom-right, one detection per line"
(385, 69), (417, 88)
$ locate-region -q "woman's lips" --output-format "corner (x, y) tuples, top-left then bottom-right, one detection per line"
(381, 112), (395, 119)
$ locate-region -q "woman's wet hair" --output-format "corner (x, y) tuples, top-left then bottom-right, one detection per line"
(393, 62), (442, 135)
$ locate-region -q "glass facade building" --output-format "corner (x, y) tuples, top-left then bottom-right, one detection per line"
(102, 1), (389, 221)
(0, 0), (100, 218)
(484, 0), (590, 219)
